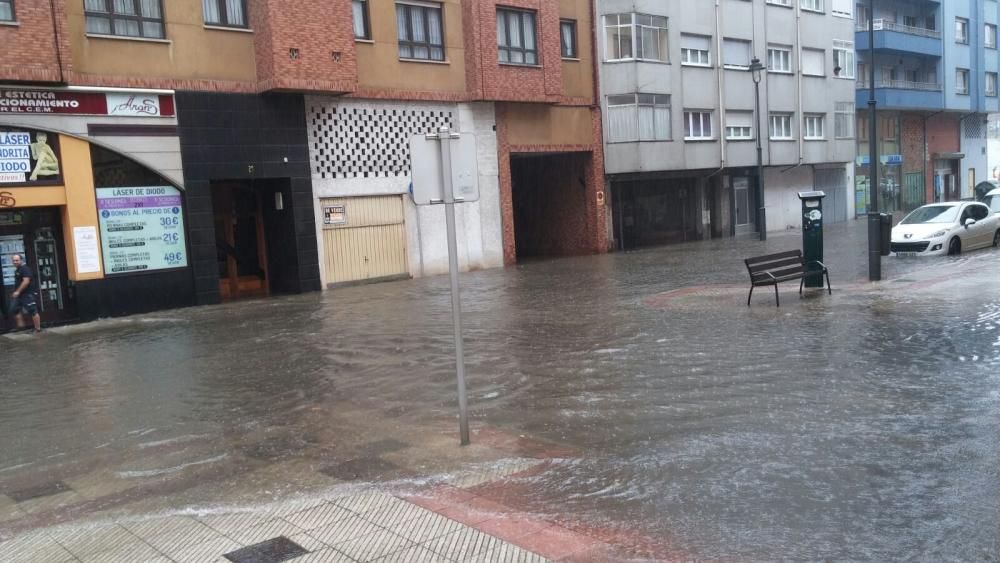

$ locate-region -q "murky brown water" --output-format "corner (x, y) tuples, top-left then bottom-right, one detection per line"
(2, 222), (1000, 559)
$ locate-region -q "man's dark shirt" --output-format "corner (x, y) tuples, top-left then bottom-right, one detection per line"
(14, 264), (38, 298)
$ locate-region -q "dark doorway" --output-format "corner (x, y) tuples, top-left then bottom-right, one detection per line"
(1, 208), (75, 332)
(511, 153), (591, 261)
(211, 179), (299, 301)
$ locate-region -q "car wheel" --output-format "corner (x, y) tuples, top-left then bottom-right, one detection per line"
(948, 237), (962, 255)
(994, 230), (1000, 248)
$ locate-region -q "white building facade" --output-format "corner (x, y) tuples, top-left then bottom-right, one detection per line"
(306, 98), (503, 287)
(596, 0), (858, 248)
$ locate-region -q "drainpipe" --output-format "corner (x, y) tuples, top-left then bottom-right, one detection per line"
(923, 110), (944, 203)
(711, 0), (726, 177)
(793, 0), (804, 168)
(49, 0), (65, 84)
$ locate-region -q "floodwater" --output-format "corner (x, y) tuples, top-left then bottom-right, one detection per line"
(2, 222), (1000, 560)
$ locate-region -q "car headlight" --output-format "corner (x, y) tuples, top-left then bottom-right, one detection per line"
(929, 230), (948, 238)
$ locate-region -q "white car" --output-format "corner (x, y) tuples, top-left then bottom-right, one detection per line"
(983, 187), (1000, 215)
(890, 201), (1000, 256)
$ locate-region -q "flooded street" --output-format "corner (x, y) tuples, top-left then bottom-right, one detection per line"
(2, 221), (1000, 560)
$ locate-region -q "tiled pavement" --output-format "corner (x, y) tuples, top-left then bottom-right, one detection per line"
(0, 490), (553, 563)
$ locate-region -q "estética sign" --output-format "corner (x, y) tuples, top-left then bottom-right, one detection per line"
(0, 89), (175, 117)
(96, 186), (188, 274)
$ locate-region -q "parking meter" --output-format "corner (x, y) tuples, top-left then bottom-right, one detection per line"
(797, 191), (826, 288)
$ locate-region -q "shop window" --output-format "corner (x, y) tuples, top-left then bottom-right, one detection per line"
(203, 0), (247, 28)
(85, 0), (165, 39)
(90, 143), (169, 188)
(0, 0), (14, 22)
(89, 144), (188, 274)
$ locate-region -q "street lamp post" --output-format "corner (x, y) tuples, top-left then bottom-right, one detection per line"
(750, 56), (767, 241)
(867, 0), (882, 281)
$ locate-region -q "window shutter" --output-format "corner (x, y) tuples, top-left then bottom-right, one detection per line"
(831, 0), (852, 18)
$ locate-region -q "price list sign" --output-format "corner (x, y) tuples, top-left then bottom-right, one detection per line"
(96, 186), (188, 274)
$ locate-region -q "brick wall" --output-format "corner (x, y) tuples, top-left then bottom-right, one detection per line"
(465, 0), (563, 103)
(0, 0), (71, 84)
(250, 0), (357, 94)
(926, 113), (961, 202)
(900, 113), (925, 177)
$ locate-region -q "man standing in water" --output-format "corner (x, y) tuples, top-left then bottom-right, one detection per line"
(10, 254), (41, 333)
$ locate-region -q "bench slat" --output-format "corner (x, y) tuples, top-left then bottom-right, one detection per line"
(745, 250), (801, 266)
(748, 257), (803, 274)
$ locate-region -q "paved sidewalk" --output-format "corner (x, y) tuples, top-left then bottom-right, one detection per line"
(0, 490), (551, 563)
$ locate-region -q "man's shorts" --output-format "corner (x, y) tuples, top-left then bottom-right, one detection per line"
(9, 295), (38, 316)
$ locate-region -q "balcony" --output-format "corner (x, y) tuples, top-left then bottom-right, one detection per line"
(856, 77), (943, 110)
(855, 19), (942, 57)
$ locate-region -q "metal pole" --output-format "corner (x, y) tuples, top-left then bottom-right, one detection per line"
(437, 126), (471, 446)
(754, 78), (767, 241)
(867, 0), (882, 281)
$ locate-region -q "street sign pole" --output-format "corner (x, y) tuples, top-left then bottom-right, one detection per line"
(431, 126), (471, 446)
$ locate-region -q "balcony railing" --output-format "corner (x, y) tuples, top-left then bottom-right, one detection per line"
(856, 78), (942, 91)
(855, 19), (942, 39)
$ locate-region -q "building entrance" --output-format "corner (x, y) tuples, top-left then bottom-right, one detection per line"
(0, 208), (74, 332)
(510, 153), (593, 261)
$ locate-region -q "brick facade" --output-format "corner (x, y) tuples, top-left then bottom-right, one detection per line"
(0, 0), (71, 84)
(249, 0), (358, 94)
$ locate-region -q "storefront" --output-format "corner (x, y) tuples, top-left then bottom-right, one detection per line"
(1, 87), (194, 331)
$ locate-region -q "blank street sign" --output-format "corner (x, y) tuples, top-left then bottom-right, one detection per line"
(410, 134), (480, 205)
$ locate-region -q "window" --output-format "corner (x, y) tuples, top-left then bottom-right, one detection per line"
(835, 102), (855, 139)
(396, 2), (445, 61)
(681, 34), (711, 66)
(203, 0), (246, 28)
(769, 113), (793, 139)
(801, 0), (823, 12)
(832, 40), (854, 78)
(956, 17), (969, 44)
(684, 111), (713, 140)
(956, 68), (970, 94)
(722, 38), (751, 69)
(767, 45), (791, 73)
(560, 19), (577, 58)
(803, 114), (825, 139)
(497, 7), (538, 65)
(0, 0), (13, 22)
(725, 111), (754, 140)
(85, 0), (165, 39)
(830, 0), (852, 18)
(986, 24), (997, 49)
(802, 48), (825, 76)
(766, 0), (791, 5)
(352, 0), (370, 39)
(987, 72), (998, 97)
(604, 13), (668, 62)
(606, 94), (671, 142)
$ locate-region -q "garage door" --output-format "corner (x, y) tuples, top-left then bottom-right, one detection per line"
(814, 168), (848, 224)
(321, 196), (408, 286)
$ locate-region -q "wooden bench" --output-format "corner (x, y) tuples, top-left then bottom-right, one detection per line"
(745, 250), (831, 307)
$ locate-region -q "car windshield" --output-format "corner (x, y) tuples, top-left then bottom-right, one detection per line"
(900, 205), (960, 224)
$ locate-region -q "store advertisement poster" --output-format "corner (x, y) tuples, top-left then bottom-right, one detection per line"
(73, 226), (102, 275)
(96, 186), (188, 274)
(0, 130), (61, 185)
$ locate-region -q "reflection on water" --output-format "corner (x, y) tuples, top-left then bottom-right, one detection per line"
(2, 223), (1000, 559)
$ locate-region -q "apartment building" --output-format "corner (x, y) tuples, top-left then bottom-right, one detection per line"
(0, 0), (604, 330)
(855, 0), (1000, 215)
(596, 0), (857, 248)
(313, 0), (605, 286)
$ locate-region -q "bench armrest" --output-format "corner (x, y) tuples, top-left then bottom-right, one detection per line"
(805, 260), (827, 270)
